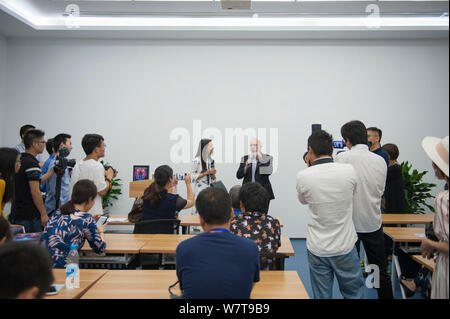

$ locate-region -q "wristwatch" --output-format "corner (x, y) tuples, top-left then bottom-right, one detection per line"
(105, 178), (112, 183)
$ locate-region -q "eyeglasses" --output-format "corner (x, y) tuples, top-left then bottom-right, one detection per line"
(36, 140), (46, 144)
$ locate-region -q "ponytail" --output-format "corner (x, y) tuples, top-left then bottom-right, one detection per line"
(60, 200), (76, 215)
(143, 165), (173, 208)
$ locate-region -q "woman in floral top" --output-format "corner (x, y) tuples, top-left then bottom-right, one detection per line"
(230, 182), (281, 270)
(40, 179), (106, 268)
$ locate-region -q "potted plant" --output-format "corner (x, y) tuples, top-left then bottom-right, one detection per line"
(401, 161), (436, 214)
(100, 160), (122, 212)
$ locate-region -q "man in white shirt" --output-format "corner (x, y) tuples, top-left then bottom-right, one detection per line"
(70, 134), (115, 215)
(296, 130), (364, 299)
(336, 120), (393, 299)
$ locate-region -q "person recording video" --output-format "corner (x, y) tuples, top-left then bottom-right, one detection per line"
(45, 134), (74, 215)
(70, 134), (116, 215)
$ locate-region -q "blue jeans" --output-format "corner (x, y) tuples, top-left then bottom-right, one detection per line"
(307, 247), (364, 299)
(10, 218), (42, 233)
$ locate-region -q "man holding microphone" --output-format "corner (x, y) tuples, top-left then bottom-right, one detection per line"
(236, 139), (275, 211)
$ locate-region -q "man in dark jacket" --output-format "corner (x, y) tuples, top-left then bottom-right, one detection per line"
(236, 139), (274, 211)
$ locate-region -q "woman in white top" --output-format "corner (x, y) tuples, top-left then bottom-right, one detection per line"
(190, 139), (216, 213)
(420, 135), (449, 299)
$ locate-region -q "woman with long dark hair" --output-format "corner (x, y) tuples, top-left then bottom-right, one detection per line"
(191, 139), (217, 202)
(141, 165), (194, 221)
(40, 179), (106, 268)
(0, 148), (21, 219)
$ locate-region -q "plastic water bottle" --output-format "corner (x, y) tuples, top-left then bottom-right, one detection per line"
(65, 244), (80, 289)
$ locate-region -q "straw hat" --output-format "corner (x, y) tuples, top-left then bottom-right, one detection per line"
(421, 135), (449, 177)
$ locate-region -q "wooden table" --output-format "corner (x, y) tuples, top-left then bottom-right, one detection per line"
(139, 234), (294, 270)
(80, 233), (149, 254)
(383, 227), (425, 243)
(107, 214), (284, 227)
(139, 234), (294, 255)
(80, 233), (294, 270)
(383, 227), (425, 299)
(412, 255), (435, 272)
(81, 270), (309, 299)
(45, 269), (108, 299)
(382, 214), (433, 225)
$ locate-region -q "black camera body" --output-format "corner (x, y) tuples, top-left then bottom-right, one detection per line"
(103, 164), (118, 175)
(54, 147), (76, 175)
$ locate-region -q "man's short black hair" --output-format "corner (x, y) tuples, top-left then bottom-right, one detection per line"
(45, 138), (54, 155)
(19, 124), (35, 139)
(196, 187), (232, 225)
(53, 133), (71, 152)
(229, 185), (241, 210)
(81, 134), (104, 155)
(239, 182), (270, 214)
(308, 130), (333, 157)
(23, 129), (45, 149)
(0, 242), (54, 299)
(367, 127), (382, 141)
(341, 120), (368, 146)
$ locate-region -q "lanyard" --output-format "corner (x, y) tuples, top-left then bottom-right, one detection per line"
(209, 228), (229, 233)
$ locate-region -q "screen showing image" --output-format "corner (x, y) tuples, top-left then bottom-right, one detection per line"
(133, 165), (150, 181)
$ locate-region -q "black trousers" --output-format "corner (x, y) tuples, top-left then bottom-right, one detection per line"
(356, 226), (394, 299)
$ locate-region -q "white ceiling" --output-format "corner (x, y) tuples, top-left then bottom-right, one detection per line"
(0, 0), (448, 39)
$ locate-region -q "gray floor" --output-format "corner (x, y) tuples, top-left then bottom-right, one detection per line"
(285, 238), (426, 299)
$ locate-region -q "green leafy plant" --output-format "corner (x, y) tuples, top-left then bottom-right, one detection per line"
(401, 161), (436, 214)
(100, 160), (122, 211)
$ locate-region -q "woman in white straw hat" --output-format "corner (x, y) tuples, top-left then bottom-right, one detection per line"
(420, 135), (449, 299)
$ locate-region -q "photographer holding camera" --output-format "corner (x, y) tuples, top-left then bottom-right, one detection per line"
(70, 134), (116, 215)
(45, 134), (74, 215)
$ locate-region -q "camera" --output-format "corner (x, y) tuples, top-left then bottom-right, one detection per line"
(333, 141), (345, 149)
(103, 164), (118, 175)
(54, 146), (76, 174)
(174, 173), (187, 181)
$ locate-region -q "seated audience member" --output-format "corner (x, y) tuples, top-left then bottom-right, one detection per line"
(229, 185), (242, 216)
(176, 187), (260, 299)
(400, 266), (432, 299)
(230, 182), (281, 270)
(296, 130), (364, 299)
(10, 130), (55, 232)
(367, 127), (389, 166)
(141, 165), (194, 221)
(0, 216), (12, 244)
(70, 134), (115, 215)
(0, 242), (54, 299)
(40, 179), (106, 268)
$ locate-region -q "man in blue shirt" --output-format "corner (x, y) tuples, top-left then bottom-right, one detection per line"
(176, 187), (260, 299)
(45, 134), (72, 214)
(367, 127), (389, 166)
(40, 139), (56, 192)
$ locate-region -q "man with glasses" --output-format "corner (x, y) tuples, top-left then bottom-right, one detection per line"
(367, 127), (389, 167)
(10, 130), (54, 232)
(236, 139), (274, 211)
(70, 134), (115, 215)
(14, 124), (46, 167)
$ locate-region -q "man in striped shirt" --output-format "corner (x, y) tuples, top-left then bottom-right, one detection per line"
(10, 130), (54, 233)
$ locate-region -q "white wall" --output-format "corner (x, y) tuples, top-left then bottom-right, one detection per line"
(1, 38), (449, 237)
(0, 34), (6, 145)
